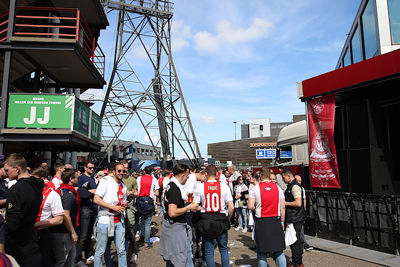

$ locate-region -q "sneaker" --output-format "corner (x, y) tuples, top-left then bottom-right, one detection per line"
(304, 244), (314, 251)
(85, 255), (94, 264)
(242, 228), (247, 233)
(130, 253), (138, 263)
(145, 243), (153, 248)
(235, 227), (242, 231)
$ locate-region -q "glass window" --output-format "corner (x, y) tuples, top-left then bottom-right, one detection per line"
(343, 48), (351, 67)
(388, 0), (400, 43)
(362, 0), (378, 58)
(351, 26), (363, 63)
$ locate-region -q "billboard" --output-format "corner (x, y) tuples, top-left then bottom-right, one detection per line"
(7, 94), (73, 129)
(7, 94), (101, 143)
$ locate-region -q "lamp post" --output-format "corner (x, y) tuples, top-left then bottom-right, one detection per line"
(233, 121), (237, 166)
(233, 121), (237, 140)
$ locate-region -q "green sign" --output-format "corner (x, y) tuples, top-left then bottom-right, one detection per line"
(90, 110), (102, 142)
(7, 94), (102, 143)
(73, 98), (90, 136)
(239, 163), (242, 166)
(246, 163), (249, 166)
(7, 94), (73, 128)
(258, 162), (262, 165)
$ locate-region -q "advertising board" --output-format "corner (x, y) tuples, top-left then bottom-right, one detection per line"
(7, 94), (102, 143)
(7, 94), (73, 129)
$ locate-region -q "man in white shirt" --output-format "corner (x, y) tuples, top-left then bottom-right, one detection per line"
(194, 165), (234, 267)
(32, 165), (64, 267)
(94, 163), (127, 267)
(184, 167), (197, 199)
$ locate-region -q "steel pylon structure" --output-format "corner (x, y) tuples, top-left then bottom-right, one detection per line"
(100, 0), (202, 166)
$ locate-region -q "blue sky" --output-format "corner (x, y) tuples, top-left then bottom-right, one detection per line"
(85, 0), (361, 159)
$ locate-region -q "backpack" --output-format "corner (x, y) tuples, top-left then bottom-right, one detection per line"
(135, 196), (155, 215)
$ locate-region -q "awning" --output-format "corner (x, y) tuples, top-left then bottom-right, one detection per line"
(298, 49), (400, 99)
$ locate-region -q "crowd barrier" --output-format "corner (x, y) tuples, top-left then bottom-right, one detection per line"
(304, 190), (400, 255)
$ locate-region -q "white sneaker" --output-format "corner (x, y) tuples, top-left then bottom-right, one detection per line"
(130, 253), (138, 263)
(242, 228), (247, 233)
(86, 256), (94, 265)
(235, 227), (242, 231)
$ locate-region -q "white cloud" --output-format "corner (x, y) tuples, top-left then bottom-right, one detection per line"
(176, 151), (194, 160)
(172, 20), (192, 52)
(144, 132), (160, 144)
(194, 18), (273, 54)
(201, 116), (216, 124)
(132, 42), (149, 60)
(292, 40), (344, 53)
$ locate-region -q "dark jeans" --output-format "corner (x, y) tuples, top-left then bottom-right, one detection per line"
(38, 228), (64, 267)
(125, 216), (137, 254)
(301, 225), (309, 247)
(52, 232), (76, 267)
(290, 221), (304, 265)
(75, 207), (96, 262)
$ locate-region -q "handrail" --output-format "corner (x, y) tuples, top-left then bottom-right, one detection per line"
(0, 11), (8, 42)
(0, 6), (105, 78)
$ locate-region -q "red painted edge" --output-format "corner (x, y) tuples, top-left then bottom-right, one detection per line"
(302, 49), (400, 98)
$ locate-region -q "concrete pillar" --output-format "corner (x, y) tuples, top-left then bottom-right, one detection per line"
(71, 88), (81, 169)
(64, 151), (71, 164)
(44, 151), (52, 166)
(71, 152), (78, 169)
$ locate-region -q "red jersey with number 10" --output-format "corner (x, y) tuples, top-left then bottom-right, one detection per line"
(204, 181), (222, 213)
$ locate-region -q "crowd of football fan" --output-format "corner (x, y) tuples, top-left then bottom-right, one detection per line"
(0, 153), (310, 267)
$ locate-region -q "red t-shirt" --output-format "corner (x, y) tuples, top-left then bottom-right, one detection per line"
(204, 181), (222, 213)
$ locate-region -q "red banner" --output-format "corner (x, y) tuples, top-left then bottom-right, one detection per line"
(307, 95), (340, 188)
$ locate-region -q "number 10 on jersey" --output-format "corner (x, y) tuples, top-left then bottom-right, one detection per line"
(205, 192), (221, 212)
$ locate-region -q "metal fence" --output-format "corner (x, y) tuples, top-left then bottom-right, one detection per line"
(304, 190), (400, 255)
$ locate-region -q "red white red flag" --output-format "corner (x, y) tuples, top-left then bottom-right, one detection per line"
(307, 95), (341, 188)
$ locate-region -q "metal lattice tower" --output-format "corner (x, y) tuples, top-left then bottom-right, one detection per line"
(100, 0), (202, 166)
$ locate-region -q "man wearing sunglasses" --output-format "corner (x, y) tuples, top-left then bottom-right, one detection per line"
(94, 163), (127, 267)
(75, 161), (97, 265)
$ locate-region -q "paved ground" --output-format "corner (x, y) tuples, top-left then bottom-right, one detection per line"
(103, 215), (385, 267)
